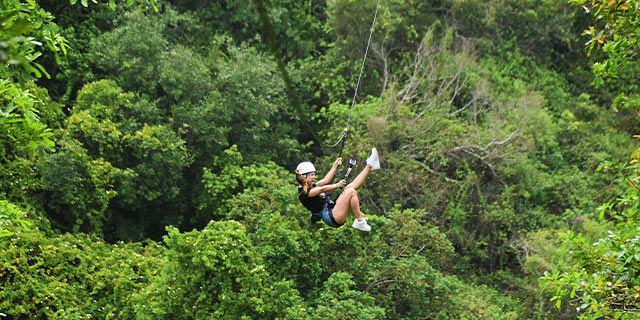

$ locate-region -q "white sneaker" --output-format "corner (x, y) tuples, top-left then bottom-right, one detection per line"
(366, 148), (380, 170)
(352, 218), (371, 232)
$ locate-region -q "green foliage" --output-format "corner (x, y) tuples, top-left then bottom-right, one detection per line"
(170, 91), (229, 165)
(199, 145), (244, 216)
(75, 79), (161, 130)
(0, 79), (54, 160)
(380, 209), (455, 269)
(88, 10), (303, 164)
(0, 0), (69, 80)
(67, 0), (158, 11)
(508, 220), (610, 319)
(38, 139), (133, 235)
(0, 200), (32, 238)
(200, 145), (294, 219)
(453, 0), (586, 73)
(2, 0), (639, 319)
(571, 0), (640, 82)
(0, 230), (163, 319)
(89, 11), (167, 96)
(481, 51), (630, 214)
(199, 151), (520, 318)
(123, 124), (192, 202)
(251, 214), (325, 294)
(311, 272), (386, 320)
(158, 45), (212, 105)
(0, 81), (61, 209)
(67, 108), (123, 157)
(367, 256), (449, 319)
(542, 223), (640, 319)
(212, 45), (302, 164)
(55, 80), (193, 240)
(569, 0), (640, 112)
(0, 157), (41, 213)
(72, 80), (162, 159)
(200, 147), (324, 292)
(318, 32), (553, 274)
(136, 221), (301, 320)
(541, 145), (640, 319)
(323, 0), (445, 100)
(439, 276), (522, 320)
(173, 0), (326, 60)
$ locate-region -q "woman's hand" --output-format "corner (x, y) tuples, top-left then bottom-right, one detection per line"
(335, 179), (347, 188)
(318, 158), (343, 187)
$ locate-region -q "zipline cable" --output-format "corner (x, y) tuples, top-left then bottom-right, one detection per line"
(254, 0), (381, 156)
(332, 0), (381, 157)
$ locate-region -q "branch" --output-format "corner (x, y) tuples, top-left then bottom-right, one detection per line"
(366, 278), (395, 291)
(415, 160), (464, 185)
(372, 42), (390, 94)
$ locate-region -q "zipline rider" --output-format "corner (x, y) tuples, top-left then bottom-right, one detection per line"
(295, 148), (381, 231)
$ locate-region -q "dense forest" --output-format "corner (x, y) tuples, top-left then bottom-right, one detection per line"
(1, 0), (639, 319)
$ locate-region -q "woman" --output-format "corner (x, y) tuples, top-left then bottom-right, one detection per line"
(295, 148), (380, 231)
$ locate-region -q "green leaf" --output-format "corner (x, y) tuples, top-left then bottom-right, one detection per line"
(0, 230), (14, 238)
(81, 0), (88, 7)
(33, 63), (50, 79)
(591, 75), (604, 87)
(6, 18), (32, 36)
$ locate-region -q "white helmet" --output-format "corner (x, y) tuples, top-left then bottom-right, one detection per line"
(295, 161), (316, 175)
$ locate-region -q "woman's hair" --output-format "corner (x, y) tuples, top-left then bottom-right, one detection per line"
(295, 172), (309, 193)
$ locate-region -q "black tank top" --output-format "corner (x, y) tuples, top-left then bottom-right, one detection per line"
(298, 184), (330, 213)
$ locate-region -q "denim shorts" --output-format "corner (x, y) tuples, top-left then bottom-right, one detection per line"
(311, 201), (343, 228)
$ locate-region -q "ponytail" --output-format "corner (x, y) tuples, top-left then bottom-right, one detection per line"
(295, 172), (309, 193)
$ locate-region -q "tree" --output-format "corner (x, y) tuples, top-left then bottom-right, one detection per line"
(570, 0), (640, 122)
(310, 272), (386, 320)
(212, 45), (303, 164)
(542, 145), (640, 319)
(89, 11), (167, 97)
(0, 0), (159, 214)
(135, 221), (304, 320)
(571, 0), (640, 81)
(0, 0), (68, 80)
(38, 139), (133, 235)
(46, 80), (191, 240)
(199, 146), (324, 291)
(0, 199), (32, 238)
(67, 0), (158, 11)
(170, 0), (327, 60)
(0, 229), (163, 319)
(0, 80), (54, 160)
(1, 0), (157, 81)
(323, 0), (448, 100)
(0, 0), (63, 174)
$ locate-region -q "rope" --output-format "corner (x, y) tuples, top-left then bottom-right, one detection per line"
(254, 0), (381, 156)
(333, 0), (381, 156)
(348, 0), (381, 126)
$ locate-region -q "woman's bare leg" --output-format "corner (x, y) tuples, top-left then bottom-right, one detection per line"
(346, 165), (372, 191)
(332, 187), (364, 224)
(350, 192), (363, 219)
(330, 149), (378, 228)
(332, 164), (375, 224)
